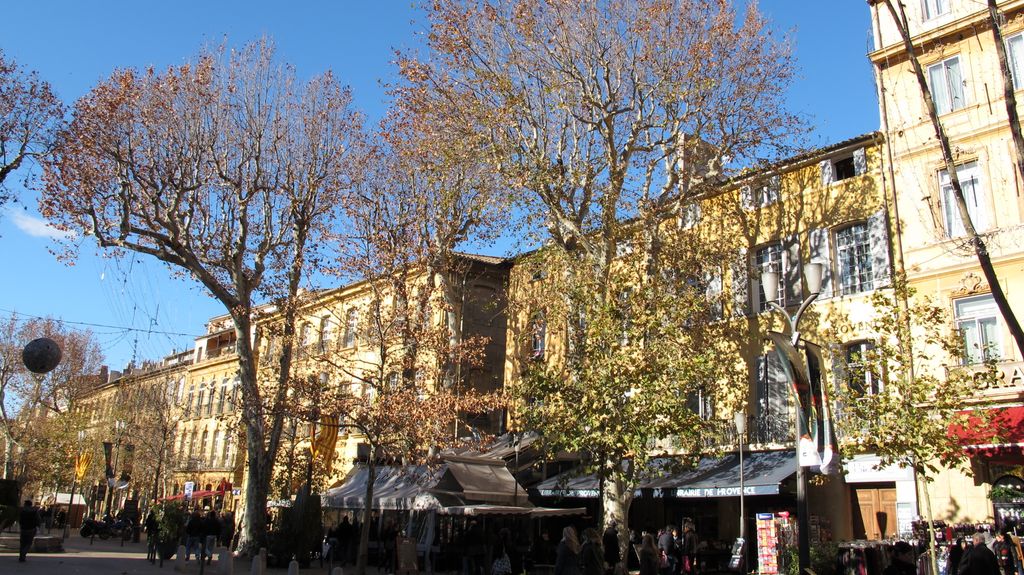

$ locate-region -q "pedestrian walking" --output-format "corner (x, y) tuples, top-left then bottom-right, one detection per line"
(961, 533), (1001, 575)
(658, 525), (677, 575)
(145, 510), (159, 563)
(18, 499), (41, 562)
(603, 522), (621, 575)
(184, 509), (203, 561)
(203, 509), (221, 564)
(554, 526), (581, 575)
(638, 533), (660, 575)
(581, 528), (605, 575)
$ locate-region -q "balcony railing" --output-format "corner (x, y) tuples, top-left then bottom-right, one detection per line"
(700, 413), (795, 450)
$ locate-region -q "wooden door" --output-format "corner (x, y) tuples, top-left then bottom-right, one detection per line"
(851, 485), (898, 539)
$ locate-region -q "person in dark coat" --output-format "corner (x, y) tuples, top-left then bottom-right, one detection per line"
(639, 533), (661, 575)
(184, 510), (204, 561)
(949, 539), (966, 575)
(533, 530), (556, 568)
(203, 510), (221, 564)
(18, 500), (41, 562)
(657, 525), (677, 575)
(219, 511), (235, 549)
(336, 515), (353, 566)
(882, 541), (917, 575)
(680, 523), (698, 575)
(145, 511), (159, 563)
(603, 522), (621, 575)
(581, 528), (605, 575)
(555, 526), (581, 575)
(995, 532), (1020, 575)
(961, 533), (1002, 575)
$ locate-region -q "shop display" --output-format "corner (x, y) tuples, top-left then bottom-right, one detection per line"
(757, 513), (780, 575)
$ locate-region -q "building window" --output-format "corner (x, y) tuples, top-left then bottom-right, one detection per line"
(740, 177), (781, 210)
(955, 294), (1002, 365)
(217, 380), (227, 414)
(184, 385), (194, 417)
(928, 56), (964, 114)
(222, 434), (231, 466)
(205, 386), (215, 416)
(755, 242), (785, 311)
(211, 429), (222, 466)
(922, 0), (949, 20)
(939, 161), (986, 237)
(230, 378), (239, 412)
(318, 316), (331, 352)
(199, 430), (208, 464)
(529, 312), (546, 360)
(679, 202), (701, 229)
(844, 341), (879, 395)
(687, 387), (714, 420)
(343, 309), (358, 349)
(195, 386), (205, 419)
(836, 223), (873, 295)
(1008, 33), (1024, 89)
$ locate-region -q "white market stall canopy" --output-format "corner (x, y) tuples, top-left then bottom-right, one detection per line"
(323, 456), (530, 511)
(534, 451), (797, 499)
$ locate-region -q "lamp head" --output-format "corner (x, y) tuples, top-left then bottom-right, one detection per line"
(804, 262), (823, 295)
(733, 412), (746, 434)
(760, 270), (779, 304)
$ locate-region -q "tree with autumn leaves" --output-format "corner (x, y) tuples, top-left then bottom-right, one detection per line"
(294, 126), (507, 574)
(41, 40), (365, 553)
(828, 275), (1000, 575)
(0, 50), (63, 211)
(403, 0), (806, 557)
(0, 314), (104, 495)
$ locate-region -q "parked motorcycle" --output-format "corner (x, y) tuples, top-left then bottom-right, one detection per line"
(80, 518), (113, 539)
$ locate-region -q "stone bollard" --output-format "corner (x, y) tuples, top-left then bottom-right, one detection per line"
(250, 554), (263, 575)
(219, 549), (234, 575)
(331, 567), (344, 575)
(175, 545), (187, 572)
(259, 547), (267, 573)
(287, 557), (299, 575)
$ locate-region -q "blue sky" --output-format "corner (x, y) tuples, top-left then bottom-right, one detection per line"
(0, 1), (878, 370)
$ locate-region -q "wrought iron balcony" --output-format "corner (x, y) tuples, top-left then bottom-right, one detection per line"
(700, 413), (795, 450)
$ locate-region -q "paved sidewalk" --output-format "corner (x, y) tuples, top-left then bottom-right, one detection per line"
(0, 531), (405, 574)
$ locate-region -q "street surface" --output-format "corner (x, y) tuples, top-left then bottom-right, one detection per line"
(0, 531), (365, 574)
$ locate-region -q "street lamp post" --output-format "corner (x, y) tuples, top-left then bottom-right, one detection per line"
(63, 430), (87, 541)
(734, 412), (747, 542)
(760, 262), (823, 575)
(104, 420), (127, 516)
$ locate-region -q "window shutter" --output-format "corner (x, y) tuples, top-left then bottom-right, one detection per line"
(867, 209), (892, 288)
(769, 175), (782, 203)
(731, 248), (750, 317)
(820, 159), (834, 187)
(740, 186), (754, 211)
(808, 228), (833, 299)
(853, 148), (867, 176)
(756, 352), (791, 421)
(784, 235), (803, 306)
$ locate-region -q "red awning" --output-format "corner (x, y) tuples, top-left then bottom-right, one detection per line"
(949, 406), (1024, 463)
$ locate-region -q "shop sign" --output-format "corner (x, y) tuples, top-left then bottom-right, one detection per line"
(953, 361), (1024, 390)
(668, 485), (779, 498)
(844, 454), (913, 483)
(184, 481), (195, 500)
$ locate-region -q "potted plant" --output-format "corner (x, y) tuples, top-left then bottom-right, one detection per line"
(153, 501), (187, 560)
